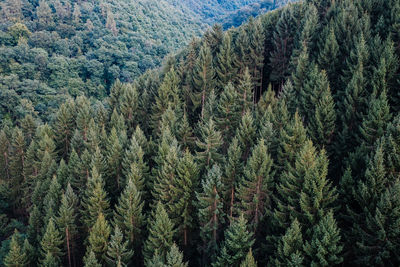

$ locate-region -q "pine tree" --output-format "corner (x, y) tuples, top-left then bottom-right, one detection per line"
(272, 219), (304, 266)
(9, 127), (26, 211)
(236, 139), (274, 230)
(176, 112), (196, 152)
(173, 149), (199, 246)
(235, 111), (256, 160)
(216, 83), (241, 144)
(277, 112), (307, 172)
(216, 32), (237, 91)
(122, 136), (148, 189)
(308, 77), (336, 153)
(87, 213), (111, 263)
(40, 218), (64, 265)
(105, 226), (134, 266)
(247, 17), (265, 97)
(304, 211), (343, 266)
(237, 68), (254, 114)
(143, 202), (175, 263)
(56, 184), (78, 267)
(275, 141), (336, 230)
(192, 43), (215, 119)
(151, 67), (182, 134)
(196, 165), (225, 264)
(84, 250), (102, 267)
(4, 230), (28, 267)
(240, 249), (257, 267)
(317, 24), (339, 89)
(166, 243), (188, 267)
(120, 84), (139, 136)
(67, 149), (83, 194)
(213, 215), (255, 267)
(105, 127), (124, 195)
(113, 178), (144, 248)
(82, 166), (110, 230)
(53, 100), (76, 159)
(270, 5), (298, 86)
(222, 138), (243, 218)
(196, 118), (223, 171)
(43, 175), (62, 227)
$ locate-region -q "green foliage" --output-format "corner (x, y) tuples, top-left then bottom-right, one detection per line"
(143, 202), (175, 264)
(196, 118), (223, 171)
(213, 215), (255, 267)
(105, 226), (133, 266)
(87, 213), (111, 263)
(4, 230), (28, 267)
(40, 218), (64, 265)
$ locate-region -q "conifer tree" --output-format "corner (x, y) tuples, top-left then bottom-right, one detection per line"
(9, 127), (26, 210)
(272, 219), (304, 266)
(143, 202), (175, 263)
(151, 67), (182, 134)
(213, 215), (255, 267)
(240, 249), (257, 267)
(237, 68), (254, 114)
(196, 118), (223, 171)
(235, 111), (256, 160)
(82, 166), (110, 230)
(120, 84), (139, 136)
(247, 17), (265, 97)
(196, 165), (225, 264)
(87, 213), (111, 263)
(192, 43), (215, 119)
(84, 250), (102, 267)
(0, 130), (10, 180)
(106, 127), (123, 195)
(308, 78), (336, 153)
(270, 5), (298, 85)
(113, 178), (144, 248)
(56, 184), (78, 267)
(236, 139), (274, 230)
(40, 218), (64, 265)
(216, 32), (237, 91)
(176, 112), (196, 152)
(173, 149), (199, 246)
(4, 230), (28, 267)
(304, 211), (343, 266)
(166, 243), (188, 267)
(317, 24), (339, 89)
(53, 100), (76, 158)
(222, 138), (243, 218)
(105, 226), (134, 266)
(43, 175), (62, 227)
(277, 112), (307, 172)
(216, 83), (241, 144)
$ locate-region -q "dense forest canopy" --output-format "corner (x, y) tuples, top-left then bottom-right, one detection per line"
(1, 0), (400, 266)
(0, 0), (287, 123)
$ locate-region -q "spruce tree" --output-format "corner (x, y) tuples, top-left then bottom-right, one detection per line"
(304, 211), (343, 266)
(222, 138), (243, 218)
(216, 32), (237, 91)
(213, 215), (255, 267)
(143, 202), (175, 263)
(196, 165), (225, 264)
(235, 111), (256, 160)
(87, 213), (111, 263)
(84, 250), (102, 267)
(196, 118), (223, 171)
(120, 84), (139, 136)
(105, 127), (123, 195)
(4, 230), (28, 267)
(173, 149), (199, 246)
(166, 243), (188, 267)
(53, 99), (76, 159)
(272, 219), (304, 266)
(113, 178), (144, 248)
(240, 249), (257, 267)
(105, 226), (134, 266)
(236, 139), (274, 230)
(237, 68), (254, 114)
(81, 166), (110, 230)
(216, 83), (241, 144)
(56, 184), (78, 267)
(40, 218), (64, 265)
(192, 43), (215, 119)
(247, 17), (265, 97)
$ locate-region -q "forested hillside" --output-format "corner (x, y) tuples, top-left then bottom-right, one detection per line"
(1, 0), (400, 266)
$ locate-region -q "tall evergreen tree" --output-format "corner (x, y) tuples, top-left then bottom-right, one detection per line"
(213, 215), (255, 267)
(196, 118), (223, 171)
(105, 226), (134, 266)
(166, 243), (188, 267)
(143, 202), (175, 264)
(192, 43), (215, 119)
(240, 249), (257, 267)
(236, 139), (274, 230)
(4, 230), (28, 267)
(196, 165), (225, 264)
(216, 32), (237, 91)
(40, 218), (64, 265)
(87, 213), (111, 263)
